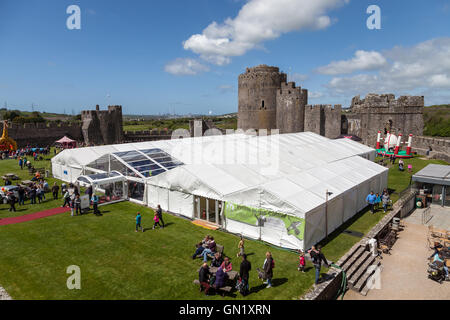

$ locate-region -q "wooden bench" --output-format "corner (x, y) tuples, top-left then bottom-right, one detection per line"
(195, 244), (224, 259)
(192, 279), (233, 296)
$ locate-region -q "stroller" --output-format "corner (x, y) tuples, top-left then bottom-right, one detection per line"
(427, 261), (448, 284)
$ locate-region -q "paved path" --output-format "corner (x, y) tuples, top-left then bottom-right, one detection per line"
(0, 207), (70, 226)
(344, 221), (449, 300)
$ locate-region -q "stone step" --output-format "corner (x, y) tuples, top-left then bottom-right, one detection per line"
(348, 254), (377, 289)
(345, 251), (371, 282)
(353, 261), (381, 294)
(340, 246), (366, 272)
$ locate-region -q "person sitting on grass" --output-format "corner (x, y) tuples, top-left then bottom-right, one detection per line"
(199, 263), (212, 296)
(201, 236), (216, 262)
(192, 242), (206, 260)
(210, 252), (224, 267)
(220, 256), (233, 272)
(135, 212), (143, 232)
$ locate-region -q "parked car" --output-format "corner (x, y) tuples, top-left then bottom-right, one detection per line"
(0, 185), (19, 204)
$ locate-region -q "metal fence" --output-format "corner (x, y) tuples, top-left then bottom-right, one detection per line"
(421, 206), (433, 225)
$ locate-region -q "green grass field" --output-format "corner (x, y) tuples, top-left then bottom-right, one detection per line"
(0, 152), (447, 299)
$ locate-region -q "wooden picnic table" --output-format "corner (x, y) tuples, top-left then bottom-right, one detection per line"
(21, 180), (34, 185)
(197, 266), (238, 281)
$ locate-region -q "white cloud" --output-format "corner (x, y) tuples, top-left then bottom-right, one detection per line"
(308, 91), (324, 99)
(323, 38), (450, 104)
(183, 0), (349, 65)
(290, 73), (309, 82)
(164, 58), (210, 75)
(317, 50), (387, 75)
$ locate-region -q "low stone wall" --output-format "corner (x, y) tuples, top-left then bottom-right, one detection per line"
(302, 190), (416, 300)
(413, 136), (450, 162)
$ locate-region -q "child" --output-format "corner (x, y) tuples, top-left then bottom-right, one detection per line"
(298, 250), (305, 272)
(135, 212), (143, 232)
(375, 193), (381, 211)
(407, 163), (413, 173)
(237, 235), (245, 258)
(153, 212), (161, 229)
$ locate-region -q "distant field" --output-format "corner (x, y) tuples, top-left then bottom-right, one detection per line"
(123, 116), (237, 133)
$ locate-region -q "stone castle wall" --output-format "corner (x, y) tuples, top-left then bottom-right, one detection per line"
(347, 94), (424, 146)
(0, 121), (83, 148)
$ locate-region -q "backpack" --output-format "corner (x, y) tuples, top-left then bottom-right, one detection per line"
(271, 259), (275, 269)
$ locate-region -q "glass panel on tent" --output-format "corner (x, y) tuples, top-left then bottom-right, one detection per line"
(75, 171), (127, 205)
(87, 154), (110, 172)
(128, 181), (145, 202)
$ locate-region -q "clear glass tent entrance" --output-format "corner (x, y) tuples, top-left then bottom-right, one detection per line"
(76, 171), (127, 206)
(83, 148), (184, 204)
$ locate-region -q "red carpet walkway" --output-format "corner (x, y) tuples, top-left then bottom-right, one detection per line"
(0, 207), (70, 226)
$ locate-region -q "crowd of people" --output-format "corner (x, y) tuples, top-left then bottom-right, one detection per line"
(366, 188), (391, 214)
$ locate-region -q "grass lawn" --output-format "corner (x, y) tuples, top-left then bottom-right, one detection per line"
(0, 152), (447, 300)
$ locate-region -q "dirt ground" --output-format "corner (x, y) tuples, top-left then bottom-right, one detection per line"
(344, 221), (449, 300)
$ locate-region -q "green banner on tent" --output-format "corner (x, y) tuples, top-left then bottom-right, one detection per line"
(224, 202), (305, 240)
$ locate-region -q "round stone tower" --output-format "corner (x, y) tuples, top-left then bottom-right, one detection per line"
(238, 65), (287, 131)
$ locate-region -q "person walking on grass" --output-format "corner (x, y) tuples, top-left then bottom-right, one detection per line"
(7, 192), (16, 212)
(135, 212), (143, 232)
(91, 193), (100, 216)
(152, 212), (162, 229)
(298, 250), (306, 272)
(18, 185), (25, 206)
(375, 193), (381, 211)
(239, 254), (251, 296)
(52, 182), (59, 200)
(382, 190), (390, 213)
(308, 245), (330, 286)
(74, 194), (81, 216)
(156, 204), (164, 228)
(263, 252), (274, 288)
(237, 235), (245, 258)
(62, 189), (70, 207)
(69, 197), (75, 217)
(366, 191), (377, 214)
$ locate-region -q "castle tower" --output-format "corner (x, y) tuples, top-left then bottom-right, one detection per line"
(238, 65), (287, 131)
(276, 82), (308, 133)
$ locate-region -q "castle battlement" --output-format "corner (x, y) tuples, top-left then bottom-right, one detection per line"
(351, 94), (424, 109)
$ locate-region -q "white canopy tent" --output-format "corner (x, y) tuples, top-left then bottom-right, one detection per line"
(52, 131), (385, 250)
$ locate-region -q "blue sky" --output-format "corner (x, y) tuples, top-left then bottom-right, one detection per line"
(1, 0), (450, 115)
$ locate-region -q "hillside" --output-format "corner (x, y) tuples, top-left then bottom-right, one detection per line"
(423, 104), (450, 137)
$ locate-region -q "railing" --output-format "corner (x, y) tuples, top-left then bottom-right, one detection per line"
(421, 206), (432, 225)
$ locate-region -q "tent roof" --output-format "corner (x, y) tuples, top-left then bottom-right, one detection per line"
(55, 136), (76, 143)
(53, 131), (386, 217)
(412, 164), (450, 186)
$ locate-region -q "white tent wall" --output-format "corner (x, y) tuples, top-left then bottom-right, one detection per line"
(326, 195), (345, 236)
(51, 163), (63, 181)
(343, 187), (358, 222)
(303, 205), (327, 250)
(147, 185), (169, 211)
(168, 190), (194, 219)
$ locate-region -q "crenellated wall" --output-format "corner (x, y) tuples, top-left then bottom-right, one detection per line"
(0, 121), (83, 148)
(276, 82), (308, 133)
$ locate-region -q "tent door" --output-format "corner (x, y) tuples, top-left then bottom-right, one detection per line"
(194, 196), (223, 226)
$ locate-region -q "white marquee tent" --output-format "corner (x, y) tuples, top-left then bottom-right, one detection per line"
(52, 132), (386, 250)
